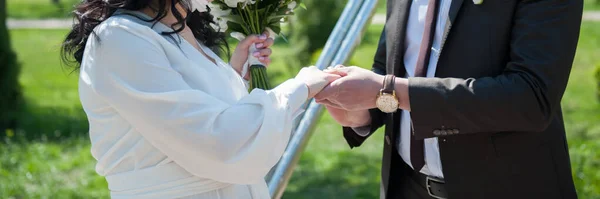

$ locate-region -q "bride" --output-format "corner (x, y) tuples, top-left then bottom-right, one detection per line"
(61, 0), (338, 198)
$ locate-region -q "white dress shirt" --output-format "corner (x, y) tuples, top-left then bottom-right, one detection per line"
(79, 11), (308, 199)
(399, 0), (452, 178)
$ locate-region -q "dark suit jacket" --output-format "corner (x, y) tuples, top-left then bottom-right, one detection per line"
(343, 0), (583, 198)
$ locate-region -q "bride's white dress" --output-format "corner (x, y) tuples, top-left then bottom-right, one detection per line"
(79, 10), (308, 199)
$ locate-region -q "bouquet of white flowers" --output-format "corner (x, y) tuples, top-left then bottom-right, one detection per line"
(209, 0), (304, 90)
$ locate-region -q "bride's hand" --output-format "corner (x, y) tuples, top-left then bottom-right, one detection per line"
(295, 66), (342, 99)
(230, 31), (274, 80)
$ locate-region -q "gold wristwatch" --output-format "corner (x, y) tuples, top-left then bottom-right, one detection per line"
(376, 75), (399, 113)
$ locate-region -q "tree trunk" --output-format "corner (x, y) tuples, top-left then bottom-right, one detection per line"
(0, 0), (22, 131)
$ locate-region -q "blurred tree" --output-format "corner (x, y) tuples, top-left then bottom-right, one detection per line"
(0, 0), (22, 131)
(288, 0), (347, 69)
(51, 0), (65, 15)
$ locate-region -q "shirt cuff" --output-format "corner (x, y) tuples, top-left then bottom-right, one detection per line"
(351, 125), (372, 137)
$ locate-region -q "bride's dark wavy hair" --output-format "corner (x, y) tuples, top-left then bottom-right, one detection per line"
(61, 0), (229, 70)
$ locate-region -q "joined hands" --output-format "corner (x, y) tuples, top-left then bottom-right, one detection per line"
(315, 65), (383, 128)
(296, 64), (410, 127)
(294, 65), (382, 127)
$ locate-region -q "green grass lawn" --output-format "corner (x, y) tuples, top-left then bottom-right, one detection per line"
(1, 22), (599, 198)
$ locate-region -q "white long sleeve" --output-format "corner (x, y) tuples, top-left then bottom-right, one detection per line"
(79, 16), (308, 189)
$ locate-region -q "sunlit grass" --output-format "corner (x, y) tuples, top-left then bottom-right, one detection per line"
(585, 0), (600, 10)
(7, 0), (80, 19)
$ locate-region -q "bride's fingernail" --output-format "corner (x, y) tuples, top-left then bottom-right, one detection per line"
(253, 52), (260, 57)
(256, 43), (264, 48)
(259, 57), (265, 61)
(259, 35), (267, 40)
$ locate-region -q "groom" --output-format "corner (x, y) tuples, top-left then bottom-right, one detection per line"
(315, 0), (583, 198)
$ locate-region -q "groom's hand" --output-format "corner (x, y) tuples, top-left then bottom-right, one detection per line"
(324, 105), (372, 127)
(314, 66), (384, 111)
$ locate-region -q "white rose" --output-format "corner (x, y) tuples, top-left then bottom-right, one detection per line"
(208, 3), (231, 17)
(211, 17), (229, 32)
(190, 0), (209, 12)
(224, 0), (248, 7)
(287, 1), (297, 10)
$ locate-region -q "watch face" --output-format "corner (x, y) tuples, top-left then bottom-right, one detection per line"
(376, 94), (399, 113)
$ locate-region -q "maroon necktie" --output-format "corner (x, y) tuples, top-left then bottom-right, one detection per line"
(411, 0), (440, 172)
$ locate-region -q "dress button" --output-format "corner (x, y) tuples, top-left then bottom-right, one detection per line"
(441, 130), (448, 136)
(385, 135), (391, 145)
(433, 130), (441, 136)
(453, 129), (459, 134)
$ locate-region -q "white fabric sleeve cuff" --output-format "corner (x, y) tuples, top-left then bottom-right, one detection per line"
(270, 78), (309, 113)
(242, 79), (250, 89)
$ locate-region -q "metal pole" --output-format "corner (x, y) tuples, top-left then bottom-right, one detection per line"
(266, 0), (363, 194)
(287, 0), (365, 137)
(266, 0), (380, 198)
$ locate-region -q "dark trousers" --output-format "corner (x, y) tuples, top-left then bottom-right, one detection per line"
(388, 161), (439, 199)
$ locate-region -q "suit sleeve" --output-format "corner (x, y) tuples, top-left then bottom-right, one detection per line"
(408, 0), (583, 140)
(343, 29), (389, 148)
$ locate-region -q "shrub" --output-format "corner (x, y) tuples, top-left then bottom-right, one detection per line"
(289, 0), (347, 68)
(569, 139), (600, 198)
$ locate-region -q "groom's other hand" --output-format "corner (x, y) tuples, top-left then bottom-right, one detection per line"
(314, 66), (384, 111)
(322, 105), (372, 127)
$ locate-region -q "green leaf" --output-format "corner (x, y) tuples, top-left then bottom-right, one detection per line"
(273, 8), (292, 16)
(269, 14), (292, 20)
(226, 21), (248, 35)
(268, 17), (283, 24)
(225, 15), (245, 24)
(268, 24), (281, 34)
(299, 2), (307, 10)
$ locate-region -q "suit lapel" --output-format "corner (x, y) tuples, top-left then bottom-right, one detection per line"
(386, 0), (413, 76)
(438, 0), (464, 54)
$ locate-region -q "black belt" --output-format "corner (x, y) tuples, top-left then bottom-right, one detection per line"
(408, 169), (448, 199)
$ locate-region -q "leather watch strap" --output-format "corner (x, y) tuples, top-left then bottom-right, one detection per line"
(382, 75), (396, 94)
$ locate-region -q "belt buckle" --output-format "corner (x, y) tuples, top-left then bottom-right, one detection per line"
(426, 176), (446, 199)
